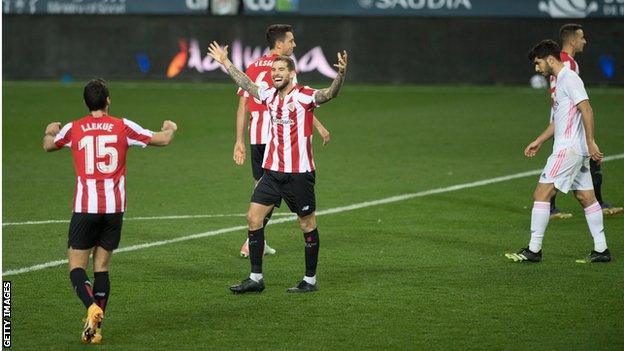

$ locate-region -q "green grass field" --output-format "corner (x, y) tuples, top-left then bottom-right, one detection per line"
(2, 81), (624, 350)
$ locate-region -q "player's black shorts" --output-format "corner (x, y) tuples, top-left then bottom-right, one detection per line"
(251, 170), (316, 217)
(68, 212), (123, 251)
(250, 144), (266, 181)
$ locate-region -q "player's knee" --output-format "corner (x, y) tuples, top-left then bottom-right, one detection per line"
(533, 190), (548, 202)
(533, 185), (554, 202)
(575, 191), (596, 206)
(246, 211), (264, 229)
(298, 217), (316, 232)
(93, 261), (110, 272)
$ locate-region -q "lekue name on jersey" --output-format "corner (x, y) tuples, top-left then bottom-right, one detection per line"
(81, 122), (114, 133)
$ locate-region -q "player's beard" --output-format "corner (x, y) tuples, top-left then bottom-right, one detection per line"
(273, 77), (290, 91)
(541, 62), (554, 78)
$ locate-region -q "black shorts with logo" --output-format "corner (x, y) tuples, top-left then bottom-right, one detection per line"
(250, 144), (267, 181)
(251, 170), (316, 217)
(68, 213), (124, 251)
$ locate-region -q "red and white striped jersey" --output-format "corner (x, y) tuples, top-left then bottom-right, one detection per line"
(550, 51), (580, 104)
(258, 84), (318, 173)
(53, 115), (153, 214)
(237, 53), (299, 145)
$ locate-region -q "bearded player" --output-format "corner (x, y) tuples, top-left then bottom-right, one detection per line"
(233, 24), (331, 258)
(506, 40), (610, 264)
(209, 41), (347, 292)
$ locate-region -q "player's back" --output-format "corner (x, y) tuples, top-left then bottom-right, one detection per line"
(54, 114), (153, 213)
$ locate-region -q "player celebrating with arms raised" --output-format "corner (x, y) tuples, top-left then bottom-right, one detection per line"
(43, 79), (177, 343)
(233, 24), (331, 258)
(208, 41), (347, 293)
(506, 40), (610, 264)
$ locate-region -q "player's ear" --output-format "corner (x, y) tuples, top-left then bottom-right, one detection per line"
(106, 97), (111, 106)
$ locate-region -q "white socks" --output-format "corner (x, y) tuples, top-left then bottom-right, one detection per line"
(529, 200), (608, 253)
(584, 202), (607, 252)
(249, 273), (263, 282)
(529, 201), (551, 253)
(303, 275), (316, 285)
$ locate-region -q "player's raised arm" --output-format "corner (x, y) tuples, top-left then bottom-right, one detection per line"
(207, 41), (260, 100)
(43, 122), (62, 152)
(314, 51), (348, 105)
(149, 120), (178, 146)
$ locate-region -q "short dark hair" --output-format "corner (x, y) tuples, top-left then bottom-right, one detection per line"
(273, 56), (295, 71)
(265, 24), (293, 49)
(560, 23), (583, 43)
(83, 78), (109, 111)
(528, 39), (561, 62)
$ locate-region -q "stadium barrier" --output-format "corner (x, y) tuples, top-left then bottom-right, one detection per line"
(3, 15), (623, 84)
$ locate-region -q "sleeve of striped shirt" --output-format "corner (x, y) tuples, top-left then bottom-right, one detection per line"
(297, 86), (318, 111)
(258, 85), (276, 105)
(53, 122), (73, 148)
(123, 118), (154, 148)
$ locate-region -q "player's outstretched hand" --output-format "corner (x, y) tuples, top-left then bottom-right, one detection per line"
(45, 122), (61, 136)
(334, 51), (348, 75)
(524, 140), (541, 157)
(233, 141), (246, 165)
(588, 140), (604, 163)
(207, 41), (229, 65)
(162, 120), (178, 132)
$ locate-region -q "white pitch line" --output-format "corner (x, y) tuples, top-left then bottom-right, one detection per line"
(4, 153), (623, 277)
(2, 212), (294, 227)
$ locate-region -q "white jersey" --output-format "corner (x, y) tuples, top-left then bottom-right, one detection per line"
(549, 51), (579, 102)
(551, 66), (589, 156)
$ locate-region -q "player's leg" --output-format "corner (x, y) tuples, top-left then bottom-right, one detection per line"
(68, 213), (98, 308)
(590, 159), (604, 205)
(67, 213), (104, 343)
(529, 182), (556, 254)
(574, 190), (610, 262)
(92, 249), (112, 312)
(90, 246), (112, 344)
(508, 151), (567, 262)
(284, 171), (319, 293)
(571, 161), (610, 262)
(287, 212), (319, 293)
(92, 213), (121, 312)
(68, 248), (96, 308)
(230, 171), (281, 294)
(247, 202), (274, 277)
(240, 144), (276, 257)
(230, 202), (273, 294)
(590, 159), (623, 215)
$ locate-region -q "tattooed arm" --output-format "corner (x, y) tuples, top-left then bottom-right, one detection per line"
(314, 51), (348, 105)
(207, 41), (260, 100)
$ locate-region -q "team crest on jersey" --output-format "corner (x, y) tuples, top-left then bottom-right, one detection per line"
(287, 102), (296, 112)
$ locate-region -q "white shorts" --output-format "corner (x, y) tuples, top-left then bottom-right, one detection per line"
(539, 148), (593, 193)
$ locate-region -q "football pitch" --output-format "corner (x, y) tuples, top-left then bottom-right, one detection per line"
(2, 81), (623, 350)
